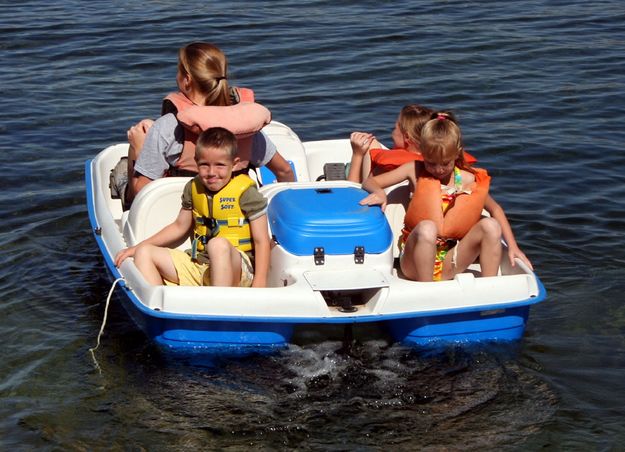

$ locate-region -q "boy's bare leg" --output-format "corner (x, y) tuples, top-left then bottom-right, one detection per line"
(205, 237), (243, 287)
(134, 244), (178, 285)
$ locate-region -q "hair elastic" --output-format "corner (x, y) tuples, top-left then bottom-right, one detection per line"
(437, 114), (447, 121)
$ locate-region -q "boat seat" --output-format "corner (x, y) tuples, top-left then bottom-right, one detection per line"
(383, 182), (410, 258)
(260, 121), (310, 182)
(123, 177), (191, 248)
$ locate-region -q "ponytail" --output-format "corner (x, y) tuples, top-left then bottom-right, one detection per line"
(420, 111), (474, 173)
(179, 42), (232, 107)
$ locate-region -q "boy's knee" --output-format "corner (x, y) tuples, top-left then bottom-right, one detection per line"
(205, 237), (233, 256)
(134, 242), (159, 265)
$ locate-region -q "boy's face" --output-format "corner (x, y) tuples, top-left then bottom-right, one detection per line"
(196, 146), (239, 192)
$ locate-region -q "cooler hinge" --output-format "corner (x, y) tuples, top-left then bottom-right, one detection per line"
(314, 247), (325, 265)
(354, 246), (365, 264)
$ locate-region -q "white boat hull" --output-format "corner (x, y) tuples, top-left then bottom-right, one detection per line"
(86, 121), (546, 354)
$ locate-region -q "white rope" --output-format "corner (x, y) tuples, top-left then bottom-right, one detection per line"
(89, 277), (124, 371)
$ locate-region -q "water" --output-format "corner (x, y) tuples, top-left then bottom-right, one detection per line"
(2, 0), (625, 449)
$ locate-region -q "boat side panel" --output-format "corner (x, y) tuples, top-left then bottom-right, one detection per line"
(387, 306), (530, 346)
(260, 121), (311, 182)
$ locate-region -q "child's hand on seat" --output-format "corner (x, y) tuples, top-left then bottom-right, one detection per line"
(115, 246), (137, 267)
(507, 245), (533, 270)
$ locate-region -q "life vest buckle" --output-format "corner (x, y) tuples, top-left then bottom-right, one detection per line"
(208, 218), (220, 237)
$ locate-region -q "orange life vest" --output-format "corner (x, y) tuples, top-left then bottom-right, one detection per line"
(370, 147), (478, 175)
(402, 167), (490, 241)
(163, 89), (269, 173)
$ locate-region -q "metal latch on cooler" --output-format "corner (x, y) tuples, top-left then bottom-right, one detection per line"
(313, 246), (366, 265)
(354, 246), (365, 264)
(314, 247), (325, 265)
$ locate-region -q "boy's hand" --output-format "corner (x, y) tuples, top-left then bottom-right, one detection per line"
(115, 246), (137, 267)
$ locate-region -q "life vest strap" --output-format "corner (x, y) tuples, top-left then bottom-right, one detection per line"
(217, 218), (249, 227)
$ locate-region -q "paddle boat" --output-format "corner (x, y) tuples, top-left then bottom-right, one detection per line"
(85, 121), (546, 354)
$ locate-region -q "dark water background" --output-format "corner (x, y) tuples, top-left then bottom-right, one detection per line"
(2, 0), (625, 449)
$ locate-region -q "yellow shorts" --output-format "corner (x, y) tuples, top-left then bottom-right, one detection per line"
(163, 248), (254, 287)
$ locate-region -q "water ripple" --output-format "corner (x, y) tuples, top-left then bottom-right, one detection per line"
(2, 0), (625, 448)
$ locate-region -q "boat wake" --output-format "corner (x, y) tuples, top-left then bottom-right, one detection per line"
(85, 336), (557, 449)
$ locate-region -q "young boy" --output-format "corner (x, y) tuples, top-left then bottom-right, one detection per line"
(115, 127), (270, 288)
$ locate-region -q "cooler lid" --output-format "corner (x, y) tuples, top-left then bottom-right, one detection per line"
(267, 187), (393, 256)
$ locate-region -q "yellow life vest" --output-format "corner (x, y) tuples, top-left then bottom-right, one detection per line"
(191, 174), (256, 257)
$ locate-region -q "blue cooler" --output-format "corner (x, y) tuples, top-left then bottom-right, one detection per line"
(267, 187), (393, 256)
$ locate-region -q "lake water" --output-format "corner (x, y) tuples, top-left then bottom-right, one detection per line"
(2, 0), (625, 449)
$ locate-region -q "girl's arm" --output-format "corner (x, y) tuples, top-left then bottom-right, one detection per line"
(484, 195), (533, 269)
(249, 214), (271, 287)
(347, 132), (377, 183)
(360, 161), (415, 211)
(265, 152), (295, 182)
(114, 208), (193, 267)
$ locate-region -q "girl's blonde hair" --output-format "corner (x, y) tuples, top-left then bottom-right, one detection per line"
(420, 111), (474, 172)
(178, 42), (231, 106)
(397, 104), (433, 150)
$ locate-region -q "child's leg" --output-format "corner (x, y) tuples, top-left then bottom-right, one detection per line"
(205, 237), (243, 287)
(400, 220), (438, 281)
(134, 243), (179, 285)
(442, 217), (502, 279)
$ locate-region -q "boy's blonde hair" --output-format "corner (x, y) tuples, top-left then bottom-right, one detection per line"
(178, 42), (231, 107)
(195, 127), (238, 160)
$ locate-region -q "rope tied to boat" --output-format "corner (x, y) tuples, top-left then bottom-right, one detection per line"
(89, 277), (125, 372)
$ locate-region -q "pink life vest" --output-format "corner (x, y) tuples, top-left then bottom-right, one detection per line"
(163, 89), (270, 173)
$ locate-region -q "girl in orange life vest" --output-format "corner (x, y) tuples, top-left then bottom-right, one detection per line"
(360, 112), (532, 282)
(125, 42), (294, 205)
(347, 104), (477, 183)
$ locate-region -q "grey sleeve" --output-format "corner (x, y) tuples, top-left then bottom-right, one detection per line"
(134, 113), (184, 180)
(240, 185), (268, 221)
(181, 179), (194, 210)
(249, 131), (278, 168)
